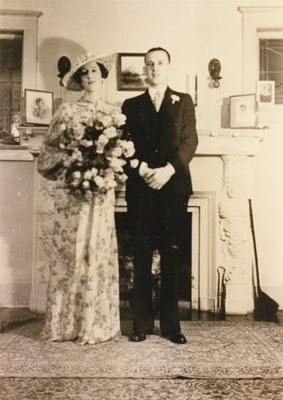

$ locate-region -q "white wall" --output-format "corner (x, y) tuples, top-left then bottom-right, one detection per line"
(0, 157), (34, 307)
(1, 0), (283, 307)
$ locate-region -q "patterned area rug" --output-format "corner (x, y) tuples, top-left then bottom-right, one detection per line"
(1, 319), (283, 379)
(0, 377), (283, 400)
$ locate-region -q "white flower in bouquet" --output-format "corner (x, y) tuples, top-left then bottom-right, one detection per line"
(96, 134), (109, 154)
(95, 113), (112, 129)
(72, 170), (82, 179)
(70, 148), (83, 163)
(62, 157), (72, 167)
(90, 167), (98, 178)
(117, 173), (128, 183)
(82, 181), (90, 189)
(118, 140), (135, 158)
(80, 139), (93, 147)
(130, 159), (139, 169)
(94, 175), (106, 188)
(83, 170), (93, 180)
(104, 126), (118, 139)
(113, 112), (127, 127)
(71, 179), (80, 187)
(111, 146), (123, 158)
(109, 157), (126, 173)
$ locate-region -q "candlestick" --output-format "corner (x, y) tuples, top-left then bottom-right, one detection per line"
(194, 73), (198, 107)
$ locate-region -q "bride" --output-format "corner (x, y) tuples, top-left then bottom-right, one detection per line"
(37, 52), (132, 345)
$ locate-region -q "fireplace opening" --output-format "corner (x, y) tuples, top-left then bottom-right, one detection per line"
(115, 211), (192, 309)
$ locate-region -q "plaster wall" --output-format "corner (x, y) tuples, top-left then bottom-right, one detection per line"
(0, 158), (34, 306)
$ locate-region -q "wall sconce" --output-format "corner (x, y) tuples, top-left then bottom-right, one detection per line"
(208, 58), (222, 88)
(57, 56), (71, 86)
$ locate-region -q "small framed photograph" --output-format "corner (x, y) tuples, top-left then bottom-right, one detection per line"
(256, 80), (275, 105)
(24, 89), (54, 126)
(229, 94), (257, 128)
(117, 53), (147, 91)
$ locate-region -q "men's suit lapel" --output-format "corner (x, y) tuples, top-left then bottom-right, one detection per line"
(159, 87), (175, 116)
(138, 91), (159, 143)
(144, 90), (157, 115)
(158, 88), (180, 149)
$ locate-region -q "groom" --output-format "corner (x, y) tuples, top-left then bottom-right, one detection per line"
(122, 47), (198, 344)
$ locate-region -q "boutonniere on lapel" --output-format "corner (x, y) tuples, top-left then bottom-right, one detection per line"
(171, 94), (180, 104)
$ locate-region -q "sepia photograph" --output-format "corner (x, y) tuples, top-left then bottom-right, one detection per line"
(256, 80), (275, 105)
(229, 94), (257, 128)
(0, 1), (283, 399)
(24, 89), (53, 126)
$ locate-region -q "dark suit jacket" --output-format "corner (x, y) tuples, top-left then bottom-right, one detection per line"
(122, 87), (198, 201)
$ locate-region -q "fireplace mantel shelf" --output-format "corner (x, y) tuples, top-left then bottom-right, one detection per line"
(0, 127), (266, 160)
(196, 128), (266, 156)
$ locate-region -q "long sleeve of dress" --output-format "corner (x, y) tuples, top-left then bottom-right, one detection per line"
(37, 103), (69, 181)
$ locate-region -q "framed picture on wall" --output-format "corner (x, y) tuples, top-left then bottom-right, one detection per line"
(24, 89), (54, 126)
(117, 53), (147, 91)
(229, 94), (257, 128)
(256, 80), (275, 106)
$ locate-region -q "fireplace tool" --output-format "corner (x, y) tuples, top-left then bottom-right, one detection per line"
(249, 199), (279, 322)
(216, 266), (226, 320)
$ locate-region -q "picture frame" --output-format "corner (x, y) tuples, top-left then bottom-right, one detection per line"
(256, 80), (275, 106)
(229, 94), (257, 128)
(24, 89), (54, 126)
(117, 53), (147, 91)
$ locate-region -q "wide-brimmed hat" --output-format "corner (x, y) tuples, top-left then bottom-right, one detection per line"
(61, 52), (115, 91)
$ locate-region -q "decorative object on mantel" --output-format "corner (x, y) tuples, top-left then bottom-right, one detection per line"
(186, 73), (198, 107)
(229, 94), (257, 128)
(24, 89), (54, 126)
(208, 58), (222, 88)
(18, 125), (48, 153)
(256, 80), (275, 106)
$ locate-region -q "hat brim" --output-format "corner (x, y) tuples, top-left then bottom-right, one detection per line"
(62, 53), (115, 91)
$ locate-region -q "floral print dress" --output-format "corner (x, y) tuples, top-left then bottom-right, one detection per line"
(37, 99), (121, 344)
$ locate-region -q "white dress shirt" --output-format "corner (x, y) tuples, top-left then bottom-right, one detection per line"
(148, 85), (167, 111)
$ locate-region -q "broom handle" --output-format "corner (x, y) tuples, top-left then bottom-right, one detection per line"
(249, 199), (261, 290)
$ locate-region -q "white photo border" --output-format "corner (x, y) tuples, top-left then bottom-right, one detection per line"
(24, 89), (54, 126)
(256, 80), (275, 106)
(230, 94), (257, 129)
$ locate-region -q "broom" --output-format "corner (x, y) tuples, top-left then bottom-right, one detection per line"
(249, 199), (279, 322)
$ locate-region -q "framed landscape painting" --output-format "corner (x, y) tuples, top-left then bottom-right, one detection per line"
(117, 53), (147, 91)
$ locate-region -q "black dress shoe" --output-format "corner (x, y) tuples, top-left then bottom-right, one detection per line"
(168, 333), (187, 344)
(129, 332), (146, 342)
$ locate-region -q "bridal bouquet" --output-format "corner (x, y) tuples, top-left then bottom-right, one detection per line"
(58, 101), (136, 200)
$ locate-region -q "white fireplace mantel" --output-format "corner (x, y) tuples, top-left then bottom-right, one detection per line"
(196, 128), (266, 156)
(190, 128), (266, 314)
(14, 126), (266, 157)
